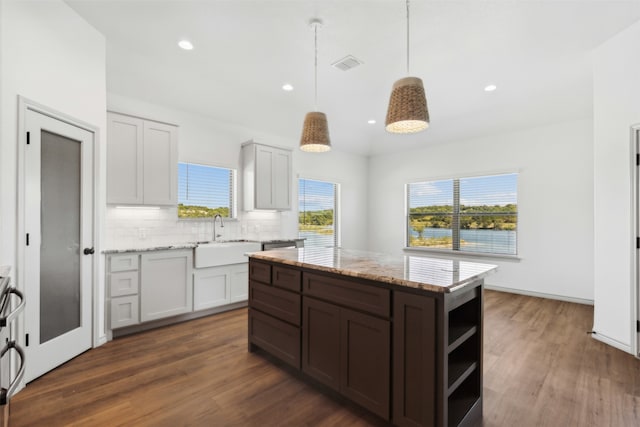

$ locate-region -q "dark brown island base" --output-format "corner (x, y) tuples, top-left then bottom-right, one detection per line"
(247, 248), (497, 427)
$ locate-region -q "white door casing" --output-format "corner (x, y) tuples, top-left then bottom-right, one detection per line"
(635, 125), (640, 357)
(23, 108), (94, 382)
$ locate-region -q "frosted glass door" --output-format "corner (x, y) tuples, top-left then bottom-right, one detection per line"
(39, 130), (81, 344)
(24, 107), (93, 383)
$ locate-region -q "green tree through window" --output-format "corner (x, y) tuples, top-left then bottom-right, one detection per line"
(178, 162), (235, 219)
(298, 178), (338, 247)
(407, 173), (517, 255)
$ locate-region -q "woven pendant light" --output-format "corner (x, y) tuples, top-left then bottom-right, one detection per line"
(301, 112), (331, 152)
(300, 19), (331, 152)
(385, 0), (429, 134)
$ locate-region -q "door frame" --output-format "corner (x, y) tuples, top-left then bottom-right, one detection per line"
(16, 97), (102, 384)
(632, 123), (640, 358)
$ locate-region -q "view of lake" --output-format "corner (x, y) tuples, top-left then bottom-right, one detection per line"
(410, 228), (517, 254)
(300, 228), (516, 254)
(299, 229), (335, 248)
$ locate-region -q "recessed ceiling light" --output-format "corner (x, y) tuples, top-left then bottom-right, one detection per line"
(484, 84), (497, 92)
(178, 40), (194, 50)
(367, 119), (376, 124)
(282, 83), (294, 91)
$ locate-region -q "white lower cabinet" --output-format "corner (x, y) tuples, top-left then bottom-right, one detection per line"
(108, 249), (249, 332)
(108, 253), (140, 329)
(111, 295), (139, 329)
(229, 263), (249, 303)
(110, 270), (139, 297)
(140, 250), (193, 322)
(194, 263), (249, 310)
(194, 266), (230, 310)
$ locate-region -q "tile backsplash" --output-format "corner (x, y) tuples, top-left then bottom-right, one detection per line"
(105, 206), (285, 249)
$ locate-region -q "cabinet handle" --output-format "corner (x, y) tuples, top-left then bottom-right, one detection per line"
(83, 247), (95, 255)
(0, 277), (9, 302)
(0, 288), (25, 328)
(0, 341), (26, 405)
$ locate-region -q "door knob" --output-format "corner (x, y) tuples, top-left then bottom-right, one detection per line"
(83, 247), (95, 255)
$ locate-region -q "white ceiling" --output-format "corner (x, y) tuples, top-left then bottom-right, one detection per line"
(66, 0), (640, 156)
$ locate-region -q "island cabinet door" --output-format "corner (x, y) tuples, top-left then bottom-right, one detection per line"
(248, 309), (300, 369)
(340, 307), (390, 420)
(393, 291), (438, 427)
(302, 297), (341, 391)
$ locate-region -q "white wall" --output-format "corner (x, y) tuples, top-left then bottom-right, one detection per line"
(106, 93), (369, 250)
(592, 20), (640, 354)
(368, 119), (594, 302)
(0, 1), (107, 338)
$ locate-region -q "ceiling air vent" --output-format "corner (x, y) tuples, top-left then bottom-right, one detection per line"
(331, 55), (364, 71)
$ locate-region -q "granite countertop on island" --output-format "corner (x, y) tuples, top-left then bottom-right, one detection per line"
(248, 247), (497, 293)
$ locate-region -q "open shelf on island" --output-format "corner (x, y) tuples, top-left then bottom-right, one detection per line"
(447, 333), (479, 391)
(448, 324), (477, 353)
(448, 360), (477, 396)
(446, 287), (482, 427)
(447, 354), (481, 426)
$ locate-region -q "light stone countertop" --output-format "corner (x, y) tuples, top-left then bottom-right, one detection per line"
(248, 247), (498, 293)
(102, 238), (305, 254)
(102, 243), (198, 254)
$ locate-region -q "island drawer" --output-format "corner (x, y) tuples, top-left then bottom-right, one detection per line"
(250, 280), (301, 326)
(272, 266), (301, 292)
(249, 308), (300, 369)
(249, 260), (272, 284)
(302, 272), (390, 318)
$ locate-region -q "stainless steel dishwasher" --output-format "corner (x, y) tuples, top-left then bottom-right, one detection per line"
(261, 240), (304, 251)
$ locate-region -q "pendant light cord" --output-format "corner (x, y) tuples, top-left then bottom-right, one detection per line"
(314, 23), (318, 111)
(406, 0), (410, 75)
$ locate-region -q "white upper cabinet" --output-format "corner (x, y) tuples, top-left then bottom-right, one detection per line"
(255, 145), (274, 209)
(107, 113), (144, 204)
(242, 141), (292, 210)
(107, 112), (178, 205)
(142, 120), (178, 205)
(272, 148), (292, 209)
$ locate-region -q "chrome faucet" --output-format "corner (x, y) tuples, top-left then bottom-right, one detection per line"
(213, 214), (224, 241)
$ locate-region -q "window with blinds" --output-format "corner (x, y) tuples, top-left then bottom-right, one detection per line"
(298, 178), (339, 247)
(177, 162), (235, 219)
(407, 173), (517, 255)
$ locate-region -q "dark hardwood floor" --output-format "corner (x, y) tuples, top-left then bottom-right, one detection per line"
(10, 290), (640, 426)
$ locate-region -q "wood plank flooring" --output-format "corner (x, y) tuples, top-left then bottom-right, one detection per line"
(10, 290), (640, 426)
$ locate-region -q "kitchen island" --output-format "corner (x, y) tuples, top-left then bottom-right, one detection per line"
(247, 247), (496, 427)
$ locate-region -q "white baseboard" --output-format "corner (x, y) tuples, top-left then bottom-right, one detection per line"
(112, 301), (247, 338)
(484, 284), (594, 305)
(95, 335), (108, 347)
(591, 331), (632, 354)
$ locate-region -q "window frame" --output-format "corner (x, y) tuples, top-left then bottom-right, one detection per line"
(177, 161), (237, 220)
(404, 172), (519, 258)
(298, 177), (341, 248)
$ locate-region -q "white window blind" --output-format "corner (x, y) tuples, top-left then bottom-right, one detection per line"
(178, 162), (235, 219)
(298, 178), (338, 247)
(407, 173), (517, 255)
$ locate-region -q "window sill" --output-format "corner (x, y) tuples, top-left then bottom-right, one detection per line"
(177, 217), (239, 222)
(403, 246), (520, 261)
